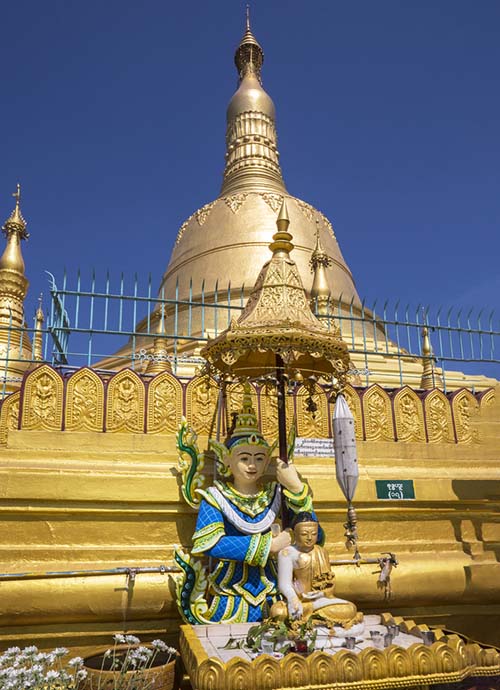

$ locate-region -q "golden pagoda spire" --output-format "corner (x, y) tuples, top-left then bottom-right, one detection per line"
(145, 309), (172, 375)
(0, 184), (33, 394)
(420, 320), (443, 389)
(0, 183), (29, 273)
(221, 10), (286, 195)
(33, 294), (44, 362)
(0, 184), (30, 329)
(310, 218), (333, 315)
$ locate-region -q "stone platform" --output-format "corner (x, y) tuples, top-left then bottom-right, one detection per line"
(179, 613), (500, 690)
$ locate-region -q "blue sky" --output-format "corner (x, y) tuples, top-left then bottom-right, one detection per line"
(1, 0), (499, 321)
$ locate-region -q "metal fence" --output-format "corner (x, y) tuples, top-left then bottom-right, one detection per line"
(1, 270), (498, 395)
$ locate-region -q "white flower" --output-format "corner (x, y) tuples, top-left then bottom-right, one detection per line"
(151, 639), (168, 651)
(22, 646), (38, 658)
(68, 656), (84, 667)
(124, 634), (140, 645)
(2, 647), (20, 658)
(129, 648), (150, 664)
(45, 670), (60, 681)
(113, 634), (126, 644)
(103, 649), (112, 657)
(53, 647), (68, 657)
(76, 669), (88, 681)
(30, 664), (44, 673)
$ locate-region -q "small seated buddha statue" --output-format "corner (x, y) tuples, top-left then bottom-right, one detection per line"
(275, 512), (364, 634)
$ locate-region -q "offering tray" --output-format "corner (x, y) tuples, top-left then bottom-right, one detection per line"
(179, 613), (500, 690)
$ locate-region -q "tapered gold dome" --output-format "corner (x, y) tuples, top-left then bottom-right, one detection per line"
(158, 14), (361, 338)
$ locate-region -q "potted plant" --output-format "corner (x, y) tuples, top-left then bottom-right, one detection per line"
(82, 635), (177, 690)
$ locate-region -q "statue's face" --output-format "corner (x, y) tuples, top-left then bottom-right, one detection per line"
(225, 443), (270, 490)
(294, 521), (318, 551)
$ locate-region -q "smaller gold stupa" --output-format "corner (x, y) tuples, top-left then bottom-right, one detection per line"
(0, 184), (36, 393)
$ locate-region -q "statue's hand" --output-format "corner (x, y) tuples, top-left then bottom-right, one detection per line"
(270, 530), (292, 554)
(276, 459), (303, 494)
(288, 596), (303, 620)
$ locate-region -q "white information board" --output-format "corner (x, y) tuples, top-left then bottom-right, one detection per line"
(294, 437), (335, 458)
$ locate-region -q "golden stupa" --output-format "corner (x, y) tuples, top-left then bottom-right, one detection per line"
(98, 17), (496, 393)
(0, 11), (499, 673)
(161, 16), (360, 320)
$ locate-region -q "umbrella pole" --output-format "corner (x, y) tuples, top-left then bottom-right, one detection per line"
(276, 354), (290, 528)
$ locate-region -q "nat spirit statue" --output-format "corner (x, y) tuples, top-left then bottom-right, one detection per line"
(175, 387), (321, 624)
(272, 512), (364, 635)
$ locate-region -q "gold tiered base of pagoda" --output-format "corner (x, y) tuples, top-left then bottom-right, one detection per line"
(180, 613), (500, 690)
(0, 366), (499, 654)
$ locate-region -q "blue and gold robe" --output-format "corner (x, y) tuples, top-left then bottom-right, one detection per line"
(192, 480), (314, 623)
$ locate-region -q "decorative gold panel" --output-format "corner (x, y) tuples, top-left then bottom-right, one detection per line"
(197, 658), (225, 690)
(0, 390), (20, 445)
(223, 193), (248, 214)
(225, 658), (255, 690)
(479, 387), (495, 410)
(185, 375), (219, 435)
(65, 368), (104, 432)
(260, 192), (283, 212)
(393, 387), (425, 442)
(259, 387), (294, 442)
(296, 383), (329, 438)
(307, 652), (336, 686)
(105, 369), (145, 433)
(252, 655), (281, 690)
(451, 388), (479, 444)
(147, 371), (183, 434)
(281, 654), (309, 688)
(20, 364), (64, 431)
(362, 384), (394, 441)
(424, 389), (454, 444)
(386, 646), (411, 677)
(343, 384), (363, 440)
(361, 647), (386, 680)
(326, 650), (361, 683)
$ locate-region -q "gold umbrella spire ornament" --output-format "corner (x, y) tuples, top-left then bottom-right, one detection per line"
(201, 199), (349, 383)
(202, 200), (350, 485)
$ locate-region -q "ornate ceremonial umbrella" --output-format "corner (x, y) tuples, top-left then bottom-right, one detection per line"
(201, 200), (350, 469)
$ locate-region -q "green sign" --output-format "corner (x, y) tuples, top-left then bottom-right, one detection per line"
(376, 480), (415, 500)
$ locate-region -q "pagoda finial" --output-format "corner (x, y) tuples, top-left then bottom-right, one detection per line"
(33, 293), (45, 361)
(0, 183), (29, 273)
(310, 219), (332, 315)
(269, 199), (294, 256)
(420, 313), (443, 389)
(221, 11), (286, 195)
(234, 6), (264, 80)
(145, 308), (172, 375)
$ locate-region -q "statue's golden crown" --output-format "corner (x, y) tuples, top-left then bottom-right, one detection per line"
(226, 383), (269, 449)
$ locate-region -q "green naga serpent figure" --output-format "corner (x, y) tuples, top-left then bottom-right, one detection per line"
(175, 386), (322, 624)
